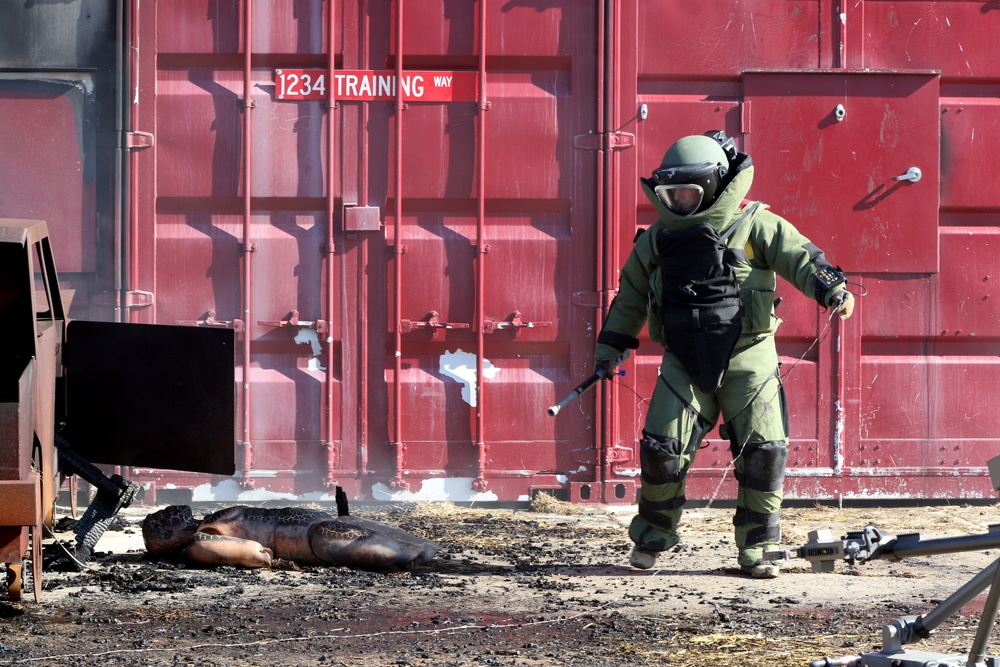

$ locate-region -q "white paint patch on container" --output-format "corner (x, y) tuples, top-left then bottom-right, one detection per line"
(438, 348), (499, 407)
(190, 478), (338, 503)
(191, 479), (288, 503)
(371, 477), (500, 502)
(294, 328), (326, 371)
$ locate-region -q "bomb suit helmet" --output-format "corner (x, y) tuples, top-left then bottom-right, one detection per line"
(649, 134), (731, 216)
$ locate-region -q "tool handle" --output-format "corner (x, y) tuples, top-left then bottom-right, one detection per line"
(546, 350), (630, 416)
(547, 370), (606, 416)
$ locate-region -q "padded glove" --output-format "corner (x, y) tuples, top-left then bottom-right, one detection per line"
(829, 290), (855, 320)
(593, 343), (625, 378)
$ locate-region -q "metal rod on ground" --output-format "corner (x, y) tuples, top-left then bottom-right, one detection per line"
(966, 557), (1000, 666)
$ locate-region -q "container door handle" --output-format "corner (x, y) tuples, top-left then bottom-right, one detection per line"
(892, 166), (922, 183)
(399, 311), (470, 338)
(482, 311), (552, 336)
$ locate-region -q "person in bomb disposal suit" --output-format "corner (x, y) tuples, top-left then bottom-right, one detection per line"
(594, 131), (855, 579)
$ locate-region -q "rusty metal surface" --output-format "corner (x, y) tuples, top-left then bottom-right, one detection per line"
(0, 478), (40, 526)
(0, 369), (34, 481)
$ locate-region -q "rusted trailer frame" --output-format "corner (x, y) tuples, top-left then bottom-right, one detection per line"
(0, 218), (237, 602)
(0, 219), (65, 602)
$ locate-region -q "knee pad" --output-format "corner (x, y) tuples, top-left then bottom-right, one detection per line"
(640, 433), (687, 485)
(736, 440), (788, 493)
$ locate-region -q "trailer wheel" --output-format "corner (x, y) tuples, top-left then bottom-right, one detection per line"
(3, 526), (42, 603)
(6, 563), (23, 602)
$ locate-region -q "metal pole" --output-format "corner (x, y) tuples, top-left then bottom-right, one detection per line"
(390, 0), (406, 490)
(889, 533), (1000, 560)
(239, 0), (255, 488)
(323, 0), (339, 489)
(359, 0), (371, 477)
(598, 0), (617, 500)
(114, 0), (125, 324)
(967, 557), (1000, 666)
(915, 559), (999, 639)
(472, 0), (489, 493)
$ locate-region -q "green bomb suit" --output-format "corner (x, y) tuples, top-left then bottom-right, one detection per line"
(595, 156), (849, 569)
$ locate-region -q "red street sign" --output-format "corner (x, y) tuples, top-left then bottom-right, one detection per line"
(275, 69), (478, 102)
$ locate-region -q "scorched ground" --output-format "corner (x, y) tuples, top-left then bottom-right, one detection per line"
(2, 499), (998, 667)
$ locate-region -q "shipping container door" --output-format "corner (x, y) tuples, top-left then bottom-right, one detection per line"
(129, 1), (342, 499)
(614, 0), (1000, 500)
(372, 2), (601, 502)
(127, 1), (603, 502)
(845, 0), (1000, 498)
(612, 1), (843, 501)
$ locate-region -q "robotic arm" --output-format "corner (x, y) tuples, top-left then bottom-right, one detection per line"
(780, 526), (897, 572)
(780, 521), (1000, 667)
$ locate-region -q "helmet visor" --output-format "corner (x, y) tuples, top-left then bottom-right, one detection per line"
(654, 184), (705, 217)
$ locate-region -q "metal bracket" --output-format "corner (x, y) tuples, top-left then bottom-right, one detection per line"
(482, 310), (551, 336)
(258, 310), (328, 334)
(125, 131), (155, 150)
(572, 131), (635, 152)
(571, 445), (633, 467)
(177, 310), (245, 332)
(399, 311), (470, 338)
(92, 289), (154, 311)
(343, 204), (382, 232)
(571, 289), (616, 308)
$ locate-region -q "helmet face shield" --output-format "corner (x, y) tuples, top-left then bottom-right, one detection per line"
(646, 134), (733, 216)
(654, 184), (705, 217)
(650, 160), (722, 215)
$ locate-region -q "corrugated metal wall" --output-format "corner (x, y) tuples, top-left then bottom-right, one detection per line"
(126, 0), (602, 503)
(611, 0), (1000, 502)
(2, 1), (997, 504)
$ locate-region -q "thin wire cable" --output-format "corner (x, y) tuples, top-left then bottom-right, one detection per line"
(611, 295), (853, 509)
(704, 306), (842, 507)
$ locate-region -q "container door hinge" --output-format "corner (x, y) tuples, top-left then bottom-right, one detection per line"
(571, 290), (618, 308)
(572, 131), (635, 152)
(92, 289), (154, 310)
(125, 131), (155, 150)
(571, 445), (634, 467)
(176, 310), (245, 332)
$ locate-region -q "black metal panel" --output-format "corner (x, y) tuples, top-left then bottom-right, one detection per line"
(63, 320), (236, 475)
(0, 1), (115, 70)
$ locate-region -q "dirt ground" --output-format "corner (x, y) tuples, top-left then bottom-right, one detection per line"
(3, 498), (1000, 667)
